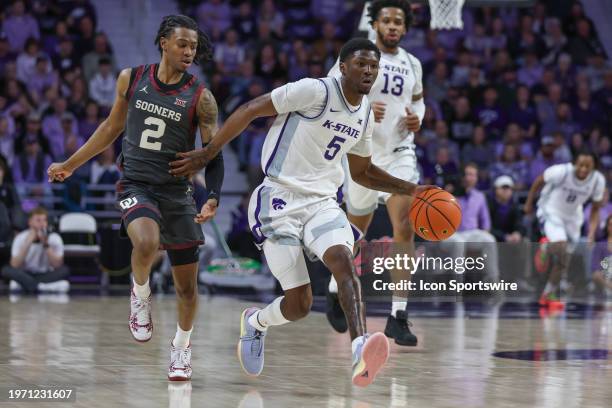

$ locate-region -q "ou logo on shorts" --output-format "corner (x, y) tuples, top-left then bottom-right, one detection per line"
(119, 197), (138, 210)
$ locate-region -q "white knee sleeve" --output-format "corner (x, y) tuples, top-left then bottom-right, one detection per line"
(263, 240), (310, 290)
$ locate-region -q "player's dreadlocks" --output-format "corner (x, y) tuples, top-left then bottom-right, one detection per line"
(368, 0), (414, 30)
(155, 15), (213, 64)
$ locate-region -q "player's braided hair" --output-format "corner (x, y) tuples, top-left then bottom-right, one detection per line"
(154, 15), (213, 65)
(368, 0), (414, 30)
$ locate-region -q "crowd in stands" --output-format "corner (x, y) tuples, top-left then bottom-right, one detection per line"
(0, 0), (117, 217)
(0, 0), (110, 290)
(175, 0), (611, 247)
(0, 1), (611, 289)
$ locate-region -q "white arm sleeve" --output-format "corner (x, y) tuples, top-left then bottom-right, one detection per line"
(270, 78), (327, 117)
(408, 54), (423, 96)
(592, 172), (606, 202)
(411, 96), (425, 123)
(349, 109), (374, 157)
(408, 54), (425, 123)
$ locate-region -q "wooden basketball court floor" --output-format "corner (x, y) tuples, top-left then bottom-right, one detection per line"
(0, 295), (610, 407)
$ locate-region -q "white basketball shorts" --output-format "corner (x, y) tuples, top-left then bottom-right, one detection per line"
(248, 183), (360, 290)
(346, 149), (419, 216)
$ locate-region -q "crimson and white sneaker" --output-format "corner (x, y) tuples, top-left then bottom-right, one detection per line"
(129, 290), (153, 342)
(168, 342), (192, 381)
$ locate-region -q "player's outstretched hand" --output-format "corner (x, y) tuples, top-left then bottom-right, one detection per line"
(195, 198), (218, 224)
(413, 185), (440, 196)
(169, 148), (213, 178)
(371, 101), (386, 123)
(47, 162), (73, 182)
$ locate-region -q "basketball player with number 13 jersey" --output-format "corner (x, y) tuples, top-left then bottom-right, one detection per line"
(327, 0), (425, 346)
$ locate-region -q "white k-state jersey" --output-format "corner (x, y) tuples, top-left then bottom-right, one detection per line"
(262, 76), (374, 197)
(537, 163), (606, 220)
(329, 47), (423, 166)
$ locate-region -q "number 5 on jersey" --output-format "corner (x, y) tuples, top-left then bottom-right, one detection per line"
(324, 135), (346, 160)
(139, 116), (166, 151)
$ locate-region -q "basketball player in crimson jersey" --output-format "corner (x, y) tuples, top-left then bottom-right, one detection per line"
(47, 15), (224, 381)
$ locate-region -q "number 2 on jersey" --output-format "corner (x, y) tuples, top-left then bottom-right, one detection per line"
(139, 116), (166, 151)
(381, 73), (404, 96)
(324, 135), (346, 160)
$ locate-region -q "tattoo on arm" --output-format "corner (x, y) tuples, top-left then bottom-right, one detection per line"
(198, 88), (218, 144)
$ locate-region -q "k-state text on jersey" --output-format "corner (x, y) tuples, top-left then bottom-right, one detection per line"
(134, 99), (182, 122)
(322, 119), (360, 138)
(382, 64), (411, 76)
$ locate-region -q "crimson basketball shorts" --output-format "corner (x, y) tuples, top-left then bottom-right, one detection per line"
(116, 178), (204, 250)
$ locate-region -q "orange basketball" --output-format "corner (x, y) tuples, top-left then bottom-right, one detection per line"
(409, 189), (462, 241)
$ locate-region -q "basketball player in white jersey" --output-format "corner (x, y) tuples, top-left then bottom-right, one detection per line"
(326, 0), (424, 346)
(169, 38), (435, 387)
(524, 151), (605, 308)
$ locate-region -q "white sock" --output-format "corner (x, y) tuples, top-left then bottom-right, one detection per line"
(249, 296), (289, 331)
(543, 282), (558, 296)
(351, 335), (365, 355)
(328, 275), (338, 294)
(391, 297), (407, 318)
(172, 323), (192, 349)
(132, 276), (151, 299)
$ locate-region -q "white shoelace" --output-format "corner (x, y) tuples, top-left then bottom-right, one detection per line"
(132, 296), (151, 325)
(173, 348), (190, 369)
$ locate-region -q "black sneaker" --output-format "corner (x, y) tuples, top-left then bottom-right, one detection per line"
(325, 285), (347, 333)
(384, 310), (417, 346)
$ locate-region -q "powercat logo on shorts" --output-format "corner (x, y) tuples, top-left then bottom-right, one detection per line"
(272, 198), (286, 210)
(119, 197), (138, 210)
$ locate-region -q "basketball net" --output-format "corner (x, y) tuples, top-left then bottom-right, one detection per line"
(429, 0), (465, 30)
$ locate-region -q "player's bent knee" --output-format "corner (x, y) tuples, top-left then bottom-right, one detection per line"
(324, 246), (355, 279)
(175, 284), (198, 302)
(296, 291), (313, 318)
(132, 235), (159, 257)
(548, 242), (567, 257)
(324, 246), (352, 268)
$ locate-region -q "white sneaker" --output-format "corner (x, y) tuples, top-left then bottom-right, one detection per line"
(129, 290), (153, 342)
(168, 342), (192, 381)
(9, 280), (22, 292)
(38, 280), (70, 293)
